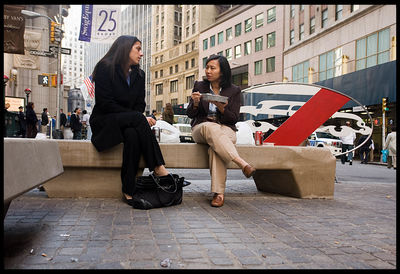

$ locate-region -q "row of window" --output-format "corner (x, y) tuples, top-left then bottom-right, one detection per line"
(155, 75), (195, 96)
(293, 28), (391, 82)
(154, 59), (196, 79)
(202, 6), (276, 50)
(202, 32), (276, 68)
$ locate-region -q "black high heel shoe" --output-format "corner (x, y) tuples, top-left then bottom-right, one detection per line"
(122, 193), (134, 206)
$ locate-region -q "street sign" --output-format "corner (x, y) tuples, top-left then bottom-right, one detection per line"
(29, 50), (57, 58)
(49, 46), (71, 55)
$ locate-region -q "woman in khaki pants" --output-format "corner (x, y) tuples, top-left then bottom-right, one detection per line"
(186, 55), (256, 207)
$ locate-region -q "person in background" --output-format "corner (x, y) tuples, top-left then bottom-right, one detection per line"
(60, 108), (67, 131)
(82, 110), (92, 140)
(369, 138), (375, 162)
(25, 102), (38, 138)
(340, 121), (356, 165)
(4, 103), (10, 137)
(150, 109), (157, 120)
(186, 54), (256, 207)
(41, 108), (49, 135)
(162, 103), (174, 125)
(357, 135), (372, 164)
(70, 107), (82, 140)
(383, 126), (396, 169)
(18, 106), (26, 138)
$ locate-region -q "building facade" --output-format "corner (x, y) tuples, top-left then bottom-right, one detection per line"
(150, 5), (224, 114)
(199, 5), (285, 90)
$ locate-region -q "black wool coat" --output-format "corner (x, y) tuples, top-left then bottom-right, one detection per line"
(90, 62), (146, 152)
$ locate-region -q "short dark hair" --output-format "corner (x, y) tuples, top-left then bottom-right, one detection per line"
(43, 108), (47, 112)
(205, 54), (232, 89)
(82, 110), (87, 114)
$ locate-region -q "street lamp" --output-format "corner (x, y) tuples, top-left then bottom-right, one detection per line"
(24, 88), (32, 104)
(21, 7), (68, 131)
(10, 68), (18, 97)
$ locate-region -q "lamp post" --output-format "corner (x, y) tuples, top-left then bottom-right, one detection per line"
(10, 68), (18, 97)
(24, 88), (32, 104)
(21, 7), (68, 131)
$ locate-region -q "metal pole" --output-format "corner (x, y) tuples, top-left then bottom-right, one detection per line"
(56, 5), (62, 130)
(382, 110), (386, 162)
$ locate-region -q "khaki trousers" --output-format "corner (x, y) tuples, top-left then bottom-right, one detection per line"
(192, 122), (239, 194)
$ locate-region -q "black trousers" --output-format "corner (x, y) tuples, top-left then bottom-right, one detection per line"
(116, 111), (165, 196)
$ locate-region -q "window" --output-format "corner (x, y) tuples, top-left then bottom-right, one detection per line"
(171, 98), (178, 106)
(351, 5), (359, 12)
(245, 18), (252, 33)
(255, 13), (264, 28)
(267, 7), (276, 23)
(292, 60), (309, 83)
(356, 28), (390, 71)
(234, 44), (241, 59)
(155, 71), (158, 78)
(299, 24), (304, 40)
(321, 9), (328, 28)
(192, 41), (195, 50)
(266, 57), (275, 73)
(290, 29), (294, 45)
(156, 100), (163, 113)
(186, 75), (195, 90)
(225, 48), (232, 61)
(192, 6), (196, 19)
(203, 57), (208, 69)
(335, 5), (343, 21)
(185, 44), (189, 53)
(217, 51), (223, 56)
(170, 80), (178, 93)
(244, 41), (252, 55)
(290, 5), (295, 18)
(203, 38), (208, 50)
(267, 32), (276, 48)
(210, 35), (215, 47)
(175, 64), (178, 73)
(185, 60), (189, 70)
(218, 31), (223, 44)
(255, 36), (263, 52)
(191, 58), (195, 67)
(160, 69), (163, 77)
(226, 27), (233, 41)
(192, 23), (196, 34)
(235, 23), (241, 37)
(319, 48), (342, 81)
(310, 17), (315, 34)
(186, 27), (189, 37)
(254, 60), (263, 75)
(300, 5), (305, 11)
(156, 83), (163, 95)
(160, 40), (164, 49)
(170, 66), (173, 75)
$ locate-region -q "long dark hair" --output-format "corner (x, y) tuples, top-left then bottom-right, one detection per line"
(92, 35), (141, 82)
(205, 54), (232, 89)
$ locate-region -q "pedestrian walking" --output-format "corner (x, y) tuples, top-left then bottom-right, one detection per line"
(41, 108), (49, 136)
(82, 110), (92, 140)
(369, 138), (375, 162)
(89, 35), (174, 207)
(357, 135), (372, 164)
(162, 103), (174, 125)
(186, 54), (256, 207)
(17, 106), (26, 138)
(70, 108), (82, 140)
(383, 126), (396, 169)
(25, 102), (38, 138)
(60, 108), (67, 131)
(340, 121), (356, 165)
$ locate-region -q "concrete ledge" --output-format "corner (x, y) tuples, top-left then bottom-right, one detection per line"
(4, 138), (64, 217)
(44, 140), (336, 199)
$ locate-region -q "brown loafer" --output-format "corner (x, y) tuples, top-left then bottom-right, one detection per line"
(242, 164), (256, 178)
(211, 193), (224, 207)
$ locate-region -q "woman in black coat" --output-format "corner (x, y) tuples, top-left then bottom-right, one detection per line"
(89, 35), (169, 206)
(25, 102), (38, 138)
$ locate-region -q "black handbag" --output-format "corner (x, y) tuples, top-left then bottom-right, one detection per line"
(131, 173), (191, 210)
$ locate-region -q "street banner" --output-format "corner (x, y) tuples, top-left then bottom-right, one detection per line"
(79, 5), (121, 43)
(4, 5), (25, 54)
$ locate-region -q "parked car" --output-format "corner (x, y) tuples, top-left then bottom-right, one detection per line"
(308, 130), (342, 155)
(172, 115), (194, 143)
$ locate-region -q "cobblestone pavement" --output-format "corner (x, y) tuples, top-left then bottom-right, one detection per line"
(3, 175), (396, 269)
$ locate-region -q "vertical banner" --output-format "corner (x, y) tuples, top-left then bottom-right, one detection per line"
(4, 5), (26, 54)
(79, 5), (120, 43)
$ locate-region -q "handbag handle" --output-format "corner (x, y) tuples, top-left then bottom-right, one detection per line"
(150, 173), (178, 194)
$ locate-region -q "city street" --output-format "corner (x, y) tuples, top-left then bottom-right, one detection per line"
(3, 159), (396, 269)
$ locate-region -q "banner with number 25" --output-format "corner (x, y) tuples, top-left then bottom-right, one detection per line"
(79, 5), (121, 43)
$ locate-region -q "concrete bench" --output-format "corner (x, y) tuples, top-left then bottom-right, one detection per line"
(43, 140), (336, 199)
(4, 138), (64, 218)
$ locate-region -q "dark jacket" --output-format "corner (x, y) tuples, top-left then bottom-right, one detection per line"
(41, 111), (49, 125)
(70, 113), (82, 132)
(186, 80), (241, 131)
(90, 62), (146, 152)
(60, 112), (67, 127)
(26, 107), (38, 125)
(357, 135), (372, 150)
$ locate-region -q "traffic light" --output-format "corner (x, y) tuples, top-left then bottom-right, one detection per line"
(382, 97), (389, 112)
(50, 21), (56, 43)
(50, 74), (57, 87)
